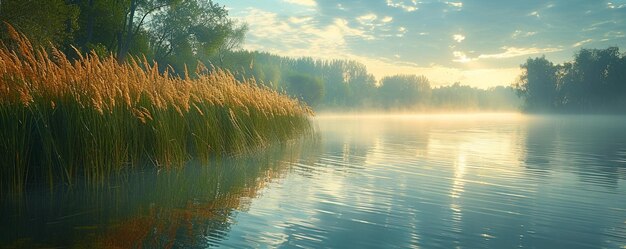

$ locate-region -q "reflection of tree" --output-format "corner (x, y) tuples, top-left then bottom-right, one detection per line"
(518, 116), (626, 248)
(522, 117), (558, 173)
(559, 117), (626, 186)
(0, 140), (318, 248)
(522, 116), (626, 185)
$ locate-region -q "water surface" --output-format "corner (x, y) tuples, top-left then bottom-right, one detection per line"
(221, 114), (626, 249)
(2, 114), (626, 248)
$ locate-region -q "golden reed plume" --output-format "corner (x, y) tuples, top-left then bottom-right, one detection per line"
(0, 24), (313, 193)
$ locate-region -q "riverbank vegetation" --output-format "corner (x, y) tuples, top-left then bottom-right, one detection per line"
(514, 47), (626, 113)
(0, 27), (311, 194)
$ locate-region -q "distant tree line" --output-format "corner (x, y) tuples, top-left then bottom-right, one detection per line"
(514, 47), (626, 113)
(218, 50), (521, 111)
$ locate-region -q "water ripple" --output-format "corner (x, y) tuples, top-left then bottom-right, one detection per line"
(216, 115), (626, 248)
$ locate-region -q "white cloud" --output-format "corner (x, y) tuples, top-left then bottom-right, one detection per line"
(452, 51), (474, 63)
(381, 16), (394, 23)
(572, 39), (593, 47)
(606, 2), (624, 9)
(288, 16), (313, 24)
(386, 0), (418, 12)
(283, 0), (317, 7)
(449, 47), (562, 64)
(478, 47), (562, 59)
(397, 27), (408, 37)
(446, 2), (463, 8)
(453, 34), (465, 42)
(357, 13), (378, 23)
(604, 31), (626, 38)
(237, 8), (373, 61)
(356, 14), (395, 33)
(511, 30), (537, 38)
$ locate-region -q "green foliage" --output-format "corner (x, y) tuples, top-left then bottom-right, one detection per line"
(285, 74), (325, 107)
(514, 56), (558, 112)
(514, 47), (626, 113)
(1, 0), (244, 74)
(149, 0), (236, 74)
(432, 83), (521, 111)
(0, 0), (78, 47)
(378, 75), (431, 109)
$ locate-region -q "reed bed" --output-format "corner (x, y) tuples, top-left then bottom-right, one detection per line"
(0, 26), (312, 194)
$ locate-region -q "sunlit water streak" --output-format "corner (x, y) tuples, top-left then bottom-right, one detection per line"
(1, 114), (625, 248)
(217, 114), (626, 249)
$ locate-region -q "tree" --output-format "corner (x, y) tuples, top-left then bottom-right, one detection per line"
(562, 47), (622, 111)
(116, 0), (179, 62)
(344, 61), (376, 107)
(378, 75), (431, 109)
(514, 56), (558, 112)
(285, 74), (324, 107)
(515, 47), (626, 113)
(0, 0), (78, 48)
(431, 82), (480, 110)
(148, 0), (238, 74)
(216, 22), (247, 66)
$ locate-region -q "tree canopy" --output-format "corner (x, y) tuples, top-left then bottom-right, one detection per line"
(514, 47), (626, 113)
(0, 0), (244, 75)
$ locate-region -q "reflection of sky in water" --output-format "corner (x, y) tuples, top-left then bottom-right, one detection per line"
(219, 114), (626, 248)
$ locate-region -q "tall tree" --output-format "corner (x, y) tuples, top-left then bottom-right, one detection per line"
(117, 0), (175, 61)
(148, 0), (236, 73)
(514, 56), (558, 112)
(215, 22), (247, 66)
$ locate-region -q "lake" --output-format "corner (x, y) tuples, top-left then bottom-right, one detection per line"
(2, 114), (626, 248)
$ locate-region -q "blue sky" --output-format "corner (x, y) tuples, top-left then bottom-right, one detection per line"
(220, 0), (626, 88)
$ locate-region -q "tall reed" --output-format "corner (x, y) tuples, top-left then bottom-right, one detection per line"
(0, 26), (312, 194)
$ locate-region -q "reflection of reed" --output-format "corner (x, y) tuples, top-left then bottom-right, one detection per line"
(90, 140), (318, 249)
(1, 138), (320, 249)
(92, 189), (251, 249)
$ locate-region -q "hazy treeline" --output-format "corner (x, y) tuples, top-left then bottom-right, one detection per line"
(515, 47), (626, 113)
(218, 50), (522, 111)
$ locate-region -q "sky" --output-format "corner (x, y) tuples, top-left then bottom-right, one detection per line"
(220, 0), (626, 88)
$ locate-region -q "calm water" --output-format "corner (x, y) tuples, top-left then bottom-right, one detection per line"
(2, 114), (626, 248)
